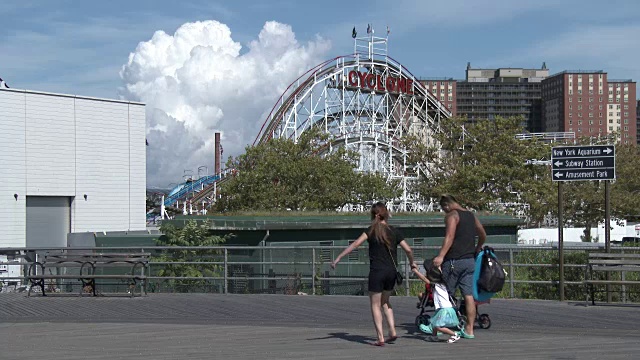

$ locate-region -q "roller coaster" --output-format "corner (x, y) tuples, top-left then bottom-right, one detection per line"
(161, 27), (451, 213)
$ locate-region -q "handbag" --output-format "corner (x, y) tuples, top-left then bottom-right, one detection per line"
(385, 245), (403, 286)
(478, 246), (506, 293)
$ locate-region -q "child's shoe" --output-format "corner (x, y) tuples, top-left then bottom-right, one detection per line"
(418, 324), (432, 334)
(447, 332), (461, 343)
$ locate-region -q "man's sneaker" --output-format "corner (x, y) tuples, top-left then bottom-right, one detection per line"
(418, 324), (433, 334)
(447, 332), (461, 343)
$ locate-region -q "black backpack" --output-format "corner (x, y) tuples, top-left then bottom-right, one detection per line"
(478, 246), (506, 293)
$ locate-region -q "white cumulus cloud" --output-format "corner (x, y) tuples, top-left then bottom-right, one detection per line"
(120, 20), (331, 188)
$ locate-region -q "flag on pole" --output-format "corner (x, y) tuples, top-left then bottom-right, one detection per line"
(366, 24), (371, 34)
(352, 26), (357, 38)
(386, 26), (390, 35)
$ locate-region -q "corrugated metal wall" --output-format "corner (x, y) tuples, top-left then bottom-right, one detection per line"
(0, 88), (146, 247)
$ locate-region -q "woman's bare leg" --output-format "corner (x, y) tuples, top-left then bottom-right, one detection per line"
(381, 290), (396, 338)
(369, 292), (384, 343)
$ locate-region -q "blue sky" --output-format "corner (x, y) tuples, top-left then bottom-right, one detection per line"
(2, 0), (639, 99)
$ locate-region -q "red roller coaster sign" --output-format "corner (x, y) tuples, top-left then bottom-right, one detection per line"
(347, 70), (414, 95)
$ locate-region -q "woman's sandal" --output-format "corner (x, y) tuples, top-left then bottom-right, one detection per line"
(387, 336), (398, 343)
(371, 341), (385, 347)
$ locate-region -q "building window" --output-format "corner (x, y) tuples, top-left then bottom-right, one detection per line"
(624, 126), (629, 131)
(599, 120), (603, 125)
(569, 120), (573, 125)
(589, 105), (594, 110)
(569, 105), (572, 110)
(609, 91), (613, 95)
(578, 90), (582, 95)
(599, 105), (603, 110)
(609, 119), (613, 124)
(624, 119), (628, 124)
(448, 96), (452, 101)
(589, 98), (593, 102)
(578, 105), (582, 110)
(448, 104), (452, 109)
(578, 97), (582, 102)
(589, 128), (594, 133)
(589, 114), (593, 118)
(569, 98), (572, 102)
(569, 113), (573, 117)
(578, 120), (582, 125)
(609, 126), (613, 131)
(609, 105), (613, 109)
(624, 105), (629, 109)
(599, 89), (603, 95)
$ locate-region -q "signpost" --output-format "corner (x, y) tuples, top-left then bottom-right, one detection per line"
(551, 145), (615, 301)
(551, 145), (615, 181)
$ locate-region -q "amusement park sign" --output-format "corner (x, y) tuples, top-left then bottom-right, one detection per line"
(347, 70), (414, 95)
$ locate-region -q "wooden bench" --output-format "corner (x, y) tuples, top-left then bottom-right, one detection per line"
(26, 252), (150, 297)
(584, 252), (640, 305)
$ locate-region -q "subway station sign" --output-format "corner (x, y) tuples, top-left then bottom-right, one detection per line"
(551, 145), (615, 181)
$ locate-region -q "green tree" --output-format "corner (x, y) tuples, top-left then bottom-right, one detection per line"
(154, 220), (229, 292)
(405, 116), (554, 226)
(215, 128), (400, 212)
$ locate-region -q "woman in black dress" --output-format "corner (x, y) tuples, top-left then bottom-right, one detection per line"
(331, 202), (417, 346)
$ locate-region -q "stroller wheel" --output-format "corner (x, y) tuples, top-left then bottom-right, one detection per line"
(478, 314), (491, 329)
(458, 315), (467, 330)
(415, 315), (430, 327)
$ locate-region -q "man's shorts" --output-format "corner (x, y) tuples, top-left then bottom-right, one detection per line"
(441, 257), (475, 297)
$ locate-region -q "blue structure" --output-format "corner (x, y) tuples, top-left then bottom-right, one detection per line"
(164, 175), (221, 207)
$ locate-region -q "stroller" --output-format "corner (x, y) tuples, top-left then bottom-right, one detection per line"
(455, 297), (492, 330)
(415, 284), (492, 330)
(414, 283), (435, 327)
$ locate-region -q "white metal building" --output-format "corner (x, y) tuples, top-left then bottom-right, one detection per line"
(0, 88), (146, 248)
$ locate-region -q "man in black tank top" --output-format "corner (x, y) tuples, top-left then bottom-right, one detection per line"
(433, 195), (486, 339)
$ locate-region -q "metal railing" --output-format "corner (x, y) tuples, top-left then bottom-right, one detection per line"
(1, 244), (638, 301)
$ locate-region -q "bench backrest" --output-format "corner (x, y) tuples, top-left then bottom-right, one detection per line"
(44, 253), (150, 264)
(588, 253), (640, 267)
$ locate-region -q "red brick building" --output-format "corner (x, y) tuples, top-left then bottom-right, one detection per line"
(418, 78), (457, 116)
(541, 71), (636, 144)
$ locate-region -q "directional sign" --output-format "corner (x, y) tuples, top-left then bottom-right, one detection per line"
(551, 145), (615, 182)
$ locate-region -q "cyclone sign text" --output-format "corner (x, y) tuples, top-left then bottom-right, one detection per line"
(347, 70), (414, 95)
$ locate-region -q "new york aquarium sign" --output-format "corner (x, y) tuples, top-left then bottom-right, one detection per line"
(347, 70), (415, 95)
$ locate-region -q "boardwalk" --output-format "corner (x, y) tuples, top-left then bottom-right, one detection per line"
(1, 293), (639, 359)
